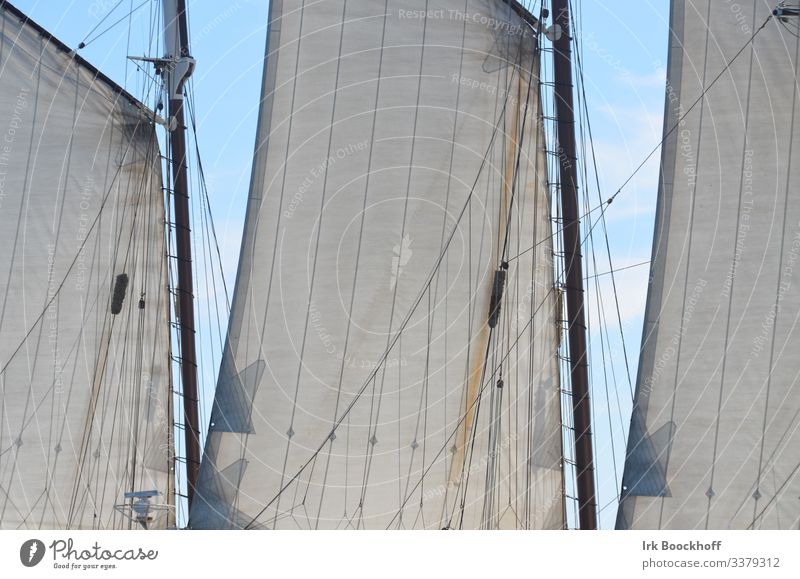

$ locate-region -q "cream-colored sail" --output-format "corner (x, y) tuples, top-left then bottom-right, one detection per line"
(618, 0), (800, 529)
(192, 0), (563, 530)
(0, 5), (173, 529)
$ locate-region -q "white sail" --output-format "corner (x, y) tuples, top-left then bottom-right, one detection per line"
(192, 0), (564, 530)
(618, 0), (800, 529)
(0, 5), (173, 529)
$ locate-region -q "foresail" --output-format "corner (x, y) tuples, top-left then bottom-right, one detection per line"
(0, 6), (173, 529)
(618, 0), (800, 529)
(192, 0), (563, 529)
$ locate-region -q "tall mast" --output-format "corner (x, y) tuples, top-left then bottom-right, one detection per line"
(162, 0), (200, 507)
(550, 0), (597, 530)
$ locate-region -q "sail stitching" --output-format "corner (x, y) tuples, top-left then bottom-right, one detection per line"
(748, 2), (800, 529)
(656, 0), (714, 531)
(704, 0), (760, 530)
(354, 0), (432, 528)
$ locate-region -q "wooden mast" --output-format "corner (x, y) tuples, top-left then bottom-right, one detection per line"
(162, 0), (201, 508)
(551, 0), (597, 529)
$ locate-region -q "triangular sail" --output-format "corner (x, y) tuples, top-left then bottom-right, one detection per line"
(618, 0), (800, 529)
(192, 0), (563, 530)
(0, 5), (173, 529)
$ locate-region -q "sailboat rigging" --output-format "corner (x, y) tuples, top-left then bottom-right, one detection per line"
(1, 0), (799, 531)
(0, 0), (173, 529)
(190, 0), (568, 531)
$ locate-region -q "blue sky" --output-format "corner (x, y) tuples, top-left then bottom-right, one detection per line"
(12, 0), (671, 528)
(567, 1), (671, 528)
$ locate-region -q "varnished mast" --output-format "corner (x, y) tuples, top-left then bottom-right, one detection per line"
(162, 0), (201, 507)
(551, 0), (597, 529)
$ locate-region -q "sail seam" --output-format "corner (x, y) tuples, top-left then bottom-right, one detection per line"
(748, 5), (800, 529)
(704, 0), (759, 530)
(657, 0), (714, 531)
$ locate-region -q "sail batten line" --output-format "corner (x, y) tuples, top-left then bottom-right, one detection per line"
(245, 144), (544, 525)
(1, 3), (172, 528)
(288, 0), (348, 531)
(92, 126), (164, 529)
(725, 395), (800, 525)
(445, 24), (530, 525)
(657, 0), (715, 530)
(254, 0), (310, 529)
(453, 323), (495, 528)
(458, 32), (539, 528)
(9, 39), (107, 525)
(68, 119), (162, 529)
(747, 456), (800, 529)
(653, 1), (774, 531)
(0, 112), (159, 382)
(245, 51), (524, 530)
(606, 13), (773, 209)
(0, 27), (46, 525)
(704, 0), (761, 530)
(387, 282), (558, 528)
(67, 77), (138, 531)
(0, 133), (154, 379)
(409, 214), (560, 527)
(750, 8), (800, 527)
(271, 0), (380, 531)
(500, 26), (538, 265)
(431, 0), (470, 530)
(620, 0), (800, 530)
(353, 0), (433, 525)
(195, 0), (561, 530)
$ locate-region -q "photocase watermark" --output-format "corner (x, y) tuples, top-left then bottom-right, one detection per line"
(0, 86), (29, 211)
(143, 372), (175, 462)
(677, 119), (698, 187)
(49, 537), (158, 571)
(192, 0), (253, 47)
(47, 244), (65, 396)
(396, 8), (526, 37)
(390, 233), (413, 289)
(19, 539), (46, 568)
(424, 432), (519, 500)
(554, 141), (573, 172)
(341, 353), (407, 371)
(20, 537), (158, 570)
(284, 140), (368, 219)
(726, 0), (752, 35)
(721, 148), (754, 298)
(641, 278), (706, 395)
(397, 8), (448, 20)
(655, 64), (697, 190)
(75, 175), (95, 292)
(582, 32), (634, 79)
(308, 300), (406, 369)
(450, 73), (519, 105)
(87, 0), (119, 21)
(309, 300), (337, 355)
(751, 221), (800, 358)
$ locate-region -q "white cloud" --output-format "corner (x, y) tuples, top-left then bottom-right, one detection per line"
(616, 68), (667, 89)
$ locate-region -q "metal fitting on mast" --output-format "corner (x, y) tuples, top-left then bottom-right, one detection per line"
(774, 4), (800, 20)
(162, 0), (195, 104)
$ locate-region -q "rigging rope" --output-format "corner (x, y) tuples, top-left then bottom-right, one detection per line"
(78, 0), (151, 49)
(386, 287), (556, 529)
(606, 13), (773, 206)
(242, 24), (539, 529)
